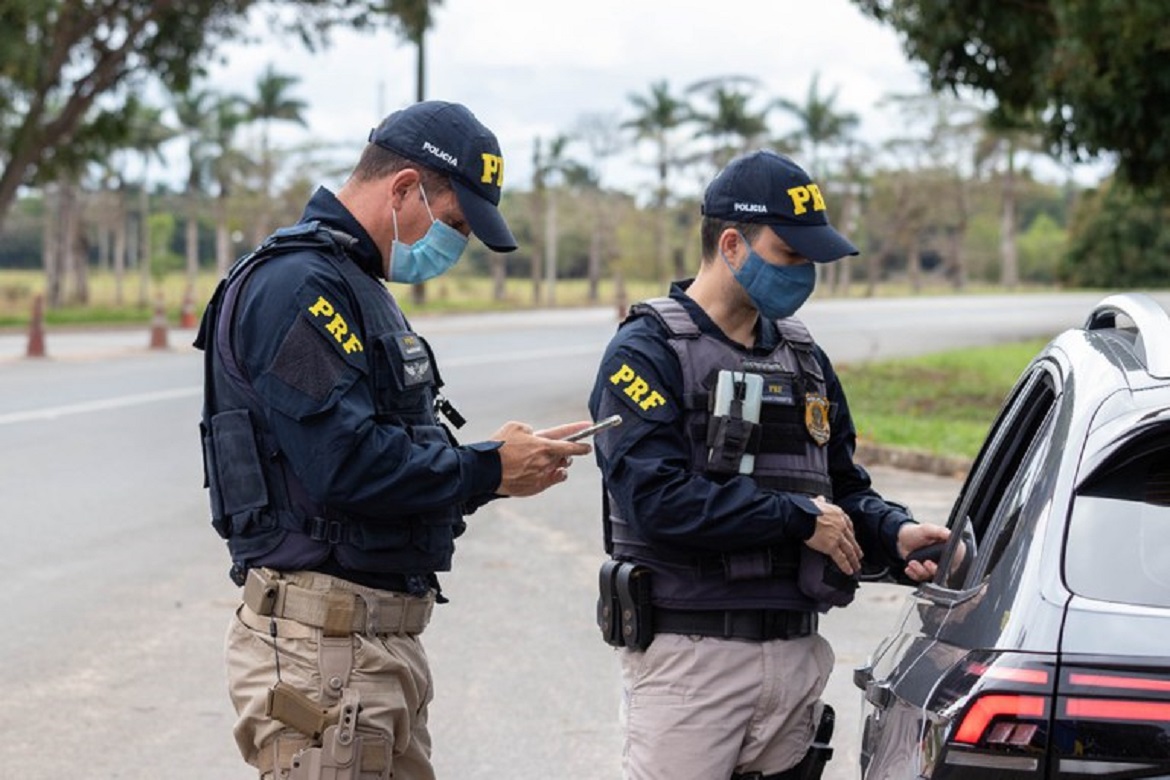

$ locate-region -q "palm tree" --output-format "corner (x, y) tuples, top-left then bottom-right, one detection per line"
(974, 111), (1049, 290)
(535, 134), (592, 306)
(173, 87), (213, 291)
(123, 101), (177, 306)
(384, 0), (444, 305)
(623, 80), (693, 282)
(573, 111), (624, 302)
(686, 76), (772, 170)
(772, 72), (860, 179)
(209, 93), (251, 276)
(247, 64), (307, 240)
(384, 0), (444, 102)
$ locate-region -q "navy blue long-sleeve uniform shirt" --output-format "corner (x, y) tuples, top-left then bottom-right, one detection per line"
(232, 188), (502, 564)
(588, 282), (911, 568)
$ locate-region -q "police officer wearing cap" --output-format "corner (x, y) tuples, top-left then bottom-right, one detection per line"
(196, 100), (592, 780)
(588, 150), (948, 780)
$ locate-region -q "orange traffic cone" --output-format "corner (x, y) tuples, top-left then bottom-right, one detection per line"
(26, 293), (46, 358)
(149, 298), (169, 350)
(180, 285), (197, 329)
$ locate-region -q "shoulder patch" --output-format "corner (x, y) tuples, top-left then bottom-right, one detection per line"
(296, 283), (366, 367)
(599, 351), (676, 424)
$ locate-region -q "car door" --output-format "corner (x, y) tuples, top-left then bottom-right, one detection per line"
(857, 362), (1062, 779)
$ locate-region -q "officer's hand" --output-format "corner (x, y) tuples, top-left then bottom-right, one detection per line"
(492, 421), (592, 497)
(897, 523), (951, 582)
(805, 496), (863, 575)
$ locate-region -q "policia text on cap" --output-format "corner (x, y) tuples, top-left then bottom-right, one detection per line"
(196, 100), (592, 780)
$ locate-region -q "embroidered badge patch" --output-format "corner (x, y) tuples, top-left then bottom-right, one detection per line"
(804, 392), (831, 446)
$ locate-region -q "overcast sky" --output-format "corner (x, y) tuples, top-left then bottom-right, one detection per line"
(197, 0), (1106, 196)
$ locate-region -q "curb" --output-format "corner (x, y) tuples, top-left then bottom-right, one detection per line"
(856, 442), (973, 480)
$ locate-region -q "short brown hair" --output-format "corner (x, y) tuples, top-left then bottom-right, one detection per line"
(699, 218), (766, 264)
(348, 144), (452, 196)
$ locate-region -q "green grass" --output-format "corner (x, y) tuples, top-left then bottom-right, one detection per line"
(0, 269), (665, 328)
(837, 339), (1051, 460)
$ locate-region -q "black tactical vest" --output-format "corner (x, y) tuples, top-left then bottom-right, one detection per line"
(606, 297), (849, 612)
(196, 222), (462, 585)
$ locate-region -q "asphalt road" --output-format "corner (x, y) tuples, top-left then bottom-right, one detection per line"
(1, 291), (1163, 779)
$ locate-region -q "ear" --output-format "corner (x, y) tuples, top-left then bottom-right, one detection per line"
(718, 228), (747, 269)
(387, 168), (420, 209)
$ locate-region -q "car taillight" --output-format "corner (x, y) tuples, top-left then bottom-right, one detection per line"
(1052, 662), (1170, 778)
(927, 651), (1056, 774)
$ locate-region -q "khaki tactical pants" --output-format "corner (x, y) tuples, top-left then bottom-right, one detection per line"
(225, 569), (436, 780)
(618, 631), (834, 780)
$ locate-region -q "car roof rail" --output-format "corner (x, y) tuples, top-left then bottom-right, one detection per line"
(1084, 293), (1170, 379)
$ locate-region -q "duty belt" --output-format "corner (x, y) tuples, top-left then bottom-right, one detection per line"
(243, 568), (433, 636)
(654, 607), (816, 641)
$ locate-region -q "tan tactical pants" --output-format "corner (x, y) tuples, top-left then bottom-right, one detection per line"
(225, 569), (436, 780)
(618, 631), (834, 780)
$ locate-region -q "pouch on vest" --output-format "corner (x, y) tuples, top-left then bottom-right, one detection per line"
(209, 408), (269, 536)
(798, 546), (859, 608)
(371, 331), (434, 418)
(200, 421), (228, 538)
(706, 371), (762, 475)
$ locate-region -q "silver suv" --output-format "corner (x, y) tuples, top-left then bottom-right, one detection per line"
(855, 292), (1170, 779)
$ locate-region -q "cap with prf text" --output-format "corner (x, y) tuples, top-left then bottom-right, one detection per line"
(701, 149), (858, 263)
(368, 100), (517, 253)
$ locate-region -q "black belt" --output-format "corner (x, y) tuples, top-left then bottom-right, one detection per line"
(654, 608), (817, 641)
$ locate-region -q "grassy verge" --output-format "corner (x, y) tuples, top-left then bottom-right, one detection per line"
(837, 339), (1050, 461)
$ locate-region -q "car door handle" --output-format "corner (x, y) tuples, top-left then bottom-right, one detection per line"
(865, 680), (894, 709)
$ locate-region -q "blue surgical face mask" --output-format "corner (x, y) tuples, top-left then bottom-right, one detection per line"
(387, 183), (469, 284)
(722, 233), (816, 320)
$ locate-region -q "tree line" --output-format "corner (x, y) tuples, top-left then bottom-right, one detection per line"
(2, 0), (1166, 312)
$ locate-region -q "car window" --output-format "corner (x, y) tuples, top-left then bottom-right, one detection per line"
(1064, 438), (1170, 608)
(948, 364), (1060, 558)
(969, 401), (1057, 584)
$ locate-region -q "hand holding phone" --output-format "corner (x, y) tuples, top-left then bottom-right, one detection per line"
(564, 414), (623, 442)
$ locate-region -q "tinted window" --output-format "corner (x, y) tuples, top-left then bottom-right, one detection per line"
(948, 365), (1058, 566)
(1065, 440), (1170, 608)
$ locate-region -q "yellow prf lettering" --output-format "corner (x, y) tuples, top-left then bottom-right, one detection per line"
(625, 377), (649, 402)
(787, 184), (826, 215)
(325, 315), (348, 343)
(308, 295), (364, 353)
(308, 296), (334, 318)
(640, 391), (665, 411)
(481, 153), (504, 186)
(609, 364), (636, 386)
(610, 362), (667, 414)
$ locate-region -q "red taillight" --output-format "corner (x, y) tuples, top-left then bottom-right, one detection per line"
(1053, 664), (1170, 771)
(1063, 698), (1170, 722)
(968, 662), (1051, 686)
(1069, 672), (1170, 694)
(954, 694), (1047, 744)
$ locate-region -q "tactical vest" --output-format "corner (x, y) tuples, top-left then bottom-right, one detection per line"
(606, 297), (847, 612)
(196, 222), (462, 585)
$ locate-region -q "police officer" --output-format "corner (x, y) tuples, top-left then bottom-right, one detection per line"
(196, 100), (592, 780)
(588, 150), (948, 780)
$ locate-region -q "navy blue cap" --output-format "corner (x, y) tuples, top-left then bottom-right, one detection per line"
(368, 101), (517, 253)
(702, 150), (858, 262)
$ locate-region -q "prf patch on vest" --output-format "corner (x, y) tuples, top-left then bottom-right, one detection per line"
(601, 352), (673, 423)
(297, 286), (365, 363)
(760, 373), (797, 406)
